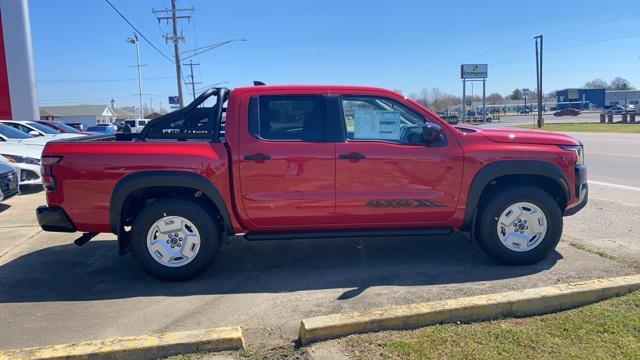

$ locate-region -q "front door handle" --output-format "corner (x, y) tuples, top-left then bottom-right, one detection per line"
(244, 153), (271, 161)
(338, 152), (366, 160)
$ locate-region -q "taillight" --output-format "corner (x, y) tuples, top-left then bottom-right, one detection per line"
(41, 156), (62, 191)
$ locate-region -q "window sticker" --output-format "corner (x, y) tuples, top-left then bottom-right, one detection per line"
(353, 109), (401, 140)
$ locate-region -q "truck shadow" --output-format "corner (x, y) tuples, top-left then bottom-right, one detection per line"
(0, 234), (561, 303)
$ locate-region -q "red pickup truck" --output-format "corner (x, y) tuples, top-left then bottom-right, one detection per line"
(36, 85), (587, 281)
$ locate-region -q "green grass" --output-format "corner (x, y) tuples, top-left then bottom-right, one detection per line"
(343, 290), (640, 360)
(568, 241), (640, 270)
(517, 122), (640, 133)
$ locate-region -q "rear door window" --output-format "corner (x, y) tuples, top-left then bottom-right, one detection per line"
(249, 95), (326, 142)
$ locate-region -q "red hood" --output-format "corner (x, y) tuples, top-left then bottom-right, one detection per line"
(459, 126), (581, 146)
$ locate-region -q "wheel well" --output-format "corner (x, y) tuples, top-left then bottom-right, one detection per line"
(476, 174), (568, 216)
(120, 186), (225, 235)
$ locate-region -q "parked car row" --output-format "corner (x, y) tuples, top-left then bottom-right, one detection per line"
(0, 117), (154, 200)
(0, 119), (89, 199)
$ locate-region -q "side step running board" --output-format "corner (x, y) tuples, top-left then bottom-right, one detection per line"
(244, 228), (452, 241)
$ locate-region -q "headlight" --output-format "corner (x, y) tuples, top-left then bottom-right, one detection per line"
(1, 154), (41, 165)
(560, 145), (584, 165)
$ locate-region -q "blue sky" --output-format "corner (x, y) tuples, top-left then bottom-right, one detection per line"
(30, 0), (640, 108)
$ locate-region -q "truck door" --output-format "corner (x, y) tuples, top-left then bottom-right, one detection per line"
(237, 94), (335, 229)
(333, 94), (463, 225)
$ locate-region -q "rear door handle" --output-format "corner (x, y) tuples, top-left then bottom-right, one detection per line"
(338, 152), (366, 160)
(244, 153), (271, 161)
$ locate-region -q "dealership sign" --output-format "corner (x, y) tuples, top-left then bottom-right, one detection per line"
(460, 64), (488, 79)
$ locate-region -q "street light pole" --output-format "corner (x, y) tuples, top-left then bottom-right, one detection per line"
(127, 34), (144, 119)
(534, 34), (544, 128)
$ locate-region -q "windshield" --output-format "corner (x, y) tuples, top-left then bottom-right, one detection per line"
(0, 124), (32, 139)
(27, 122), (61, 134)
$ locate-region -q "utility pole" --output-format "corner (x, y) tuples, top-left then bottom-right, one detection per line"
(183, 59), (201, 101)
(535, 34), (544, 128)
(126, 34), (145, 119)
(153, 0), (193, 108)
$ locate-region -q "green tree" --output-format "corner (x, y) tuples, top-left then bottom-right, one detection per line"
(509, 89), (523, 100)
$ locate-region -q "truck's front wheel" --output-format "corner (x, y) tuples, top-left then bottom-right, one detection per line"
(130, 198), (220, 281)
(477, 186), (562, 265)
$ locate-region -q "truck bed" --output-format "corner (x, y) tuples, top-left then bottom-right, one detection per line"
(43, 139), (232, 233)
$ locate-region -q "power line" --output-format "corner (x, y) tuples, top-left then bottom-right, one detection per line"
(181, 38), (247, 60)
(103, 0), (175, 64)
(547, 32), (640, 53)
(189, 0), (204, 83)
(37, 76), (173, 84)
(548, 13), (640, 37)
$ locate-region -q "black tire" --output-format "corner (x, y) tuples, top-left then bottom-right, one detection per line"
(130, 197), (220, 281)
(476, 186), (562, 265)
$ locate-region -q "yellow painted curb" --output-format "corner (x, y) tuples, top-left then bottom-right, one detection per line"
(299, 274), (640, 345)
(0, 326), (245, 360)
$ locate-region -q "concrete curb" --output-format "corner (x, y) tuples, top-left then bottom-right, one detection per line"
(299, 274), (640, 345)
(0, 326), (245, 360)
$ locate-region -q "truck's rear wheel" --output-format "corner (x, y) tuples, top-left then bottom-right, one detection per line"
(477, 186), (562, 265)
(130, 198), (220, 281)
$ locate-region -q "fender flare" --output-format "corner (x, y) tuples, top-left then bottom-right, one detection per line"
(461, 160), (571, 230)
(109, 171), (234, 235)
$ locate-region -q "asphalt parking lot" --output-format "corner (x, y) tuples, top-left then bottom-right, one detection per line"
(0, 175), (638, 351)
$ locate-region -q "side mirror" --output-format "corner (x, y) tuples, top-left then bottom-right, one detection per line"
(28, 130), (40, 137)
(421, 123), (443, 145)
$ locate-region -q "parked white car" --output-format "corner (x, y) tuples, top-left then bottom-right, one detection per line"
(0, 124), (44, 186)
(0, 120), (85, 139)
(0, 156), (19, 201)
(123, 119), (149, 133)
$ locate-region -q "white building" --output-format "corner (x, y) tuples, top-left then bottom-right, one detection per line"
(605, 90), (640, 107)
(40, 105), (116, 128)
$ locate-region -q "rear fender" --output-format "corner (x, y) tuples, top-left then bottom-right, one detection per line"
(110, 171), (234, 253)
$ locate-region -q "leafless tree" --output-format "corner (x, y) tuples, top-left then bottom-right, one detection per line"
(584, 79), (608, 89)
(416, 88), (429, 107)
(610, 77), (634, 90)
(544, 91), (557, 102)
(487, 93), (504, 105)
(441, 94), (461, 112)
(429, 88), (444, 112)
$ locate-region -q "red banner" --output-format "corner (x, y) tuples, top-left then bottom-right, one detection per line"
(0, 11), (12, 119)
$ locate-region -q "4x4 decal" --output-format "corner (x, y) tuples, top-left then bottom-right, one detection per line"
(366, 199), (445, 208)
